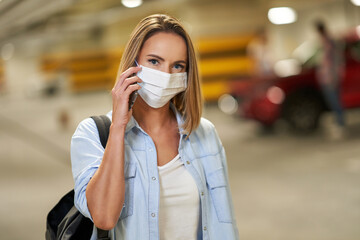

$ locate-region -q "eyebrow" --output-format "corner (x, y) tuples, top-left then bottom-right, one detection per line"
(146, 54), (187, 65)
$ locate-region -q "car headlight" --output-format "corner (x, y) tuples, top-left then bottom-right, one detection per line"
(266, 86), (285, 104)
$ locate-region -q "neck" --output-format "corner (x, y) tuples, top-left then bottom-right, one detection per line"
(132, 98), (175, 134)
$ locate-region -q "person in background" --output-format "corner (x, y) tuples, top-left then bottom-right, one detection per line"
(71, 14), (239, 239)
(314, 20), (346, 139)
(247, 28), (274, 78)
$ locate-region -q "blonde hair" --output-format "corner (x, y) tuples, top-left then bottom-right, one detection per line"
(116, 14), (203, 135)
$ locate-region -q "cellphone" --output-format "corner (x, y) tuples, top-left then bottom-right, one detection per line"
(128, 90), (138, 111)
(128, 60), (140, 111)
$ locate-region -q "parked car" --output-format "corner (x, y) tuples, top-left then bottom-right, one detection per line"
(228, 28), (360, 132)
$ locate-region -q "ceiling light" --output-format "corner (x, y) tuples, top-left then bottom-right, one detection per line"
(351, 0), (360, 6)
(122, 0), (142, 8)
(268, 7), (297, 25)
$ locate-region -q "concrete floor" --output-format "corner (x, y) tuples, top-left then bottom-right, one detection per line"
(0, 91), (359, 240)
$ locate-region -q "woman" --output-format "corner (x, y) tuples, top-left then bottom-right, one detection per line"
(71, 14), (239, 240)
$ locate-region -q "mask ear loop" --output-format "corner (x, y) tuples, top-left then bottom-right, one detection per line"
(135, 60), (139, 66)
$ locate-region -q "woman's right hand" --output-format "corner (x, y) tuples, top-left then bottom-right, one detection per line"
(111, 66), (142, 129)
(87, 66), (142, 230)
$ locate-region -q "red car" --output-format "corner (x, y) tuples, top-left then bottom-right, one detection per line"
(229, 28), (360, 132)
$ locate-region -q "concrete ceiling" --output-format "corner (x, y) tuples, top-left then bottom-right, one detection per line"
(0, 0), (346, 40)
(0, 0), (352, 53)
(0, 0), (182, 44)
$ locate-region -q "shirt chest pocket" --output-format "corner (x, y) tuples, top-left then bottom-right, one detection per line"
(119, 163), (137, 220)
(206, 168), (233, 223)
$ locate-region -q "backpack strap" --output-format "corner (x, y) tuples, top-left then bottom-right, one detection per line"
(90, 115), (112, 239)
(90, 115), (111, 149)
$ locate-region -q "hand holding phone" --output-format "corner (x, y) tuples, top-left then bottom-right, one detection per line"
(111, 66), (141, 128)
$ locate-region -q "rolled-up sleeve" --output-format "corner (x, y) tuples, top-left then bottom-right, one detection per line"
(71, 118), (105, 221)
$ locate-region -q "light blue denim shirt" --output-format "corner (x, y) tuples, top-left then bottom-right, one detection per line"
(71, 105), (240, 240)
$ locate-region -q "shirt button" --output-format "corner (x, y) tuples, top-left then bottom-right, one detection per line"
(203, 226), (207, 231)
(152, 177), (156, 181)
(151, 213), (156, 217)
(148, 148), (153, 152)
(201, 192), (204, 196)
(186, 161), (190, 165)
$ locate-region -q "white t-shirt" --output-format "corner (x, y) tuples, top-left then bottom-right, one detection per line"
(157, 154), (200, 240)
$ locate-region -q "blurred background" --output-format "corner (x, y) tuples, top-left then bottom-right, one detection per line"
(1, 0), (360, 239)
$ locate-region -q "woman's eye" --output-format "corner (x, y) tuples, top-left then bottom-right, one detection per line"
(148, 59), (159, 65)
(174, 64), (185, 70)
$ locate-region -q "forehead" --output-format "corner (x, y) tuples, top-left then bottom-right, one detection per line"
(140, 32), (187, 60)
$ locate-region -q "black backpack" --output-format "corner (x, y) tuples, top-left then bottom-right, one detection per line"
(46, 115), (111, 240)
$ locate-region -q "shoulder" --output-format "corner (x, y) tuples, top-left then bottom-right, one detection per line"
(72, 112), (112, 139)
(189, 117), (223, 155)
(73, 118), (97, 138)
(193, 117), (216, 136)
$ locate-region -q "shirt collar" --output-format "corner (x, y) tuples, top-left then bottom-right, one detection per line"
(125, 114), (139, 133)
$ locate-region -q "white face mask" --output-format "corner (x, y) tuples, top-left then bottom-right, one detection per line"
(136, 64), (187, 108)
